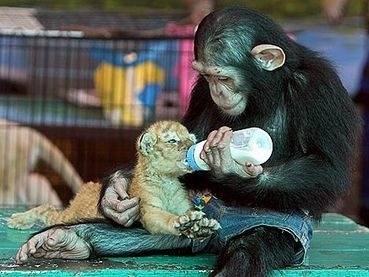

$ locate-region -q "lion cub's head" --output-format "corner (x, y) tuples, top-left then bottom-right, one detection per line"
(137, 121), (196, 175)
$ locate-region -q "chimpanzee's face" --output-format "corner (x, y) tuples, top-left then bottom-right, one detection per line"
(192, 43), (285, 117)
(192, 61), (247, 116)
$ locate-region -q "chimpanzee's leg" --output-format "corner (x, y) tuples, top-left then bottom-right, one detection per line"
(16, 222), (193, 263)
(212, 227), (296, 277)
(76, 222), (193, 256)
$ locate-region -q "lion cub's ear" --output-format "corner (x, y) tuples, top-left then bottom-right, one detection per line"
(138, 132), (157, 156)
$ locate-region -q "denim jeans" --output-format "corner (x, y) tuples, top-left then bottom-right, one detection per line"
(76, 198), (312, 266)
(194, 197), (313, 265)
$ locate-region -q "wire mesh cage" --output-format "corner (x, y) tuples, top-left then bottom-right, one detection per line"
(0, 32), (194, 126)
(0, 8), (197, 207)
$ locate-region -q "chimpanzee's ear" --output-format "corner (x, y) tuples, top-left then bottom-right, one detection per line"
(251, 44), (285, 71)
(138, 132), (157, 156)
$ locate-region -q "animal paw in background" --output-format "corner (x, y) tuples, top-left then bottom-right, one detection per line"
(174, 210), (221, 239)
(7, 211), (38, 230)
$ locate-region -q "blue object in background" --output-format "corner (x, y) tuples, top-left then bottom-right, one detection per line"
(0, 36), (27, 81)
(296, 26), (366, 95)
(90, 40), (179, 92)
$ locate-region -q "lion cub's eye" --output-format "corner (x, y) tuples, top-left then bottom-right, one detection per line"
(167, 139), (179, 144)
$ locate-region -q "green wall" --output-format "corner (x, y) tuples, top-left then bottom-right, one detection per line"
(0, 0), (363, 19)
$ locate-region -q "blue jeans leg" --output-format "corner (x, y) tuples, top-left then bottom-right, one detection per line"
(73, 223), (193, 256)
(197, 198), (313, 266)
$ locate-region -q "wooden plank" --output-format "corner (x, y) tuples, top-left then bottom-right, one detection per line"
(1, 210), (369, 276)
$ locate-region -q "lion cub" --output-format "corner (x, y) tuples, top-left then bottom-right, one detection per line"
(8, 121), (220, 237)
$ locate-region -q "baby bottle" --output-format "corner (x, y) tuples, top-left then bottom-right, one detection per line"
(186, 127), (273, 171)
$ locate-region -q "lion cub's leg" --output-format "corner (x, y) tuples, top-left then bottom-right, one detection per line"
(7, 204), (60, 229)
(141, 206), (183, 236)
(141, 205), (208, 236)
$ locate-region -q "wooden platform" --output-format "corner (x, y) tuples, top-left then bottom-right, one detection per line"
(1, 209), (369, 276)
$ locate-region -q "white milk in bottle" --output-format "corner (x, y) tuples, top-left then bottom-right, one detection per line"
(186, 127), (273, 171)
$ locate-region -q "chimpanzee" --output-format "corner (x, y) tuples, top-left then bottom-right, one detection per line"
(16, 7), (360, 277)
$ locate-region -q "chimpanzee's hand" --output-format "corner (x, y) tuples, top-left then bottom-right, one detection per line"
(200, 126), (263, 178)
(101, 178), (140, 227)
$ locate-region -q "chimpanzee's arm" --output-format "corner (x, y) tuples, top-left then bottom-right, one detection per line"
(180, 155), (345, 216)
(181, 61), (361, 217)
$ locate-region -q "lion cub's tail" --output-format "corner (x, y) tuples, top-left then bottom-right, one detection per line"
(7, 182), (104, 229)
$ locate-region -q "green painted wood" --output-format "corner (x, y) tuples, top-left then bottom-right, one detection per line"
(1, 209), (369, 276)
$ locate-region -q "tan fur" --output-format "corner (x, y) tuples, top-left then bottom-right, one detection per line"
(129, 120), (196, 235)
(0, 119), (83, 206)
(8, 121), (197, 235)
(8, 182), (103, 229)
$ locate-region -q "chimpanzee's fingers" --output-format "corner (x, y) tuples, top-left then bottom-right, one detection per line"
(243, 163), (264, 177)
(210, 126), (231, 167)
(101, 197), (120, 214)
(204, 130), (217, 152)
(117, 204), (140, 227)
(122, 214), (138, 228)
(101, 187), (123, 213)
(113, 181), (129, 201)
(116, 197), (140, 213)
(103, 207), (122, 224)
(210, 148), (221, 167)
(16, 243), (29, 264)
(103, 199), (139, 226)
(218, 130), (233, 150)
(210, 126), (232, 148)
(16, 232), (48, 264)
(217, 130), (234, 170)
(31, 248), (47, 258)
(204, 127), (232, 169)
(200, 149), (209, 165)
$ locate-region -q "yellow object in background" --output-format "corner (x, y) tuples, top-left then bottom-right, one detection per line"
(94, 61), (165, 126)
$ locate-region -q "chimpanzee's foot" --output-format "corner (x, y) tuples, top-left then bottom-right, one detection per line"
(16, 227), (91, 264)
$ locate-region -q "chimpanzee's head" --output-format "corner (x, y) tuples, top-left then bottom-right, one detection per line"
(193, 7), (294, 116)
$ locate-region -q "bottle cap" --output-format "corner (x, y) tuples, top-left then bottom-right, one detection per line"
(186, 144), (203, 171)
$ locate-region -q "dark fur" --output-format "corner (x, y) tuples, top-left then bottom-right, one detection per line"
(211, 227), (296, 277)
(33, 7), (360, 277)
(179, 6), (361, 276)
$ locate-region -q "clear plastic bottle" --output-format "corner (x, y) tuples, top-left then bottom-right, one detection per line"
(186, 127), (273, 171)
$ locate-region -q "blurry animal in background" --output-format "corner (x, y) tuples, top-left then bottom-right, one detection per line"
(8, 121), (220, 238)
(0, 119), (83, 206)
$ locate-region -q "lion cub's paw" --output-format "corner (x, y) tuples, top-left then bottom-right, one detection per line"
(173, 210), (205, 235)
(179, 210), (206, 228)
(7, 212), (36, 229)
(174, 210), (221, 239)
(189, 217), (221, 238)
